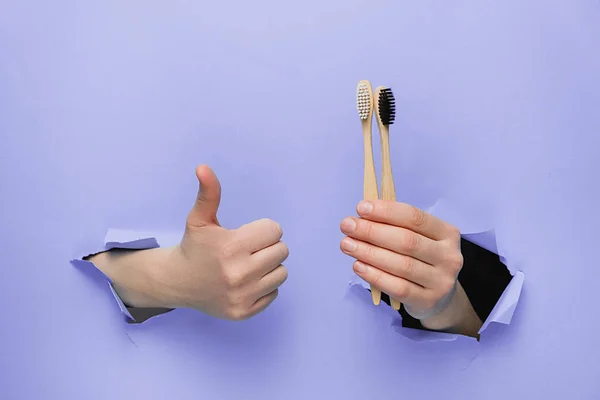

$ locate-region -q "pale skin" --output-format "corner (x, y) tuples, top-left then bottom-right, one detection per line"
(90, 165), (481, 337)
(89, 165), (290, 321)
(339, 200), (482, 338)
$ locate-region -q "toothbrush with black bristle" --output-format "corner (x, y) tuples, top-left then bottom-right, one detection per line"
(357, 80), (382, 306)
(374, 86), (401, 311)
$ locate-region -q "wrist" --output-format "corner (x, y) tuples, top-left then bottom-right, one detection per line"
(418, 286), (460, 330)
(88, 246), (176, 309)
(404, 281), (457, 321)
(419, 282), (482, 337)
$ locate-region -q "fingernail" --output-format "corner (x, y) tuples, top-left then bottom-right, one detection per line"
(341, 217), (356, 233)
(341, 237), (357, 252)
(354, 261), (367, 273)
(357, 201), (373, 215)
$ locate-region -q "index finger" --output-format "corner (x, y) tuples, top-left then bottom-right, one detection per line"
(357, 200), (453, 241)
(234, 218), (283, 253)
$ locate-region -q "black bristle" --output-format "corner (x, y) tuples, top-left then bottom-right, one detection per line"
(378, 88), (396, 125)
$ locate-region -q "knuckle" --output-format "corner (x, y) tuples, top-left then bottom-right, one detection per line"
(399, 231), (420, 253)
(185, 214), (207, 232)
(223, 269), (244, 288)
(400, 256), (416, 278)
(361, 219), (376, 240)
(380, 201), (392, 219)
(410, 206), (427, 228)
(370, 269), (383, 288)
(266, 219), (283, 239)
(444, 252), (464, 272)
(453, 253), (464, 271)
(279, 267), (289, 285)
(447, 225), (461, 240)
(226, 306), (248, 321)
(279, 243), (290, 261)
(184, 220), (200, 233)
(360, 242), (374, 260)
(392, 284), (409, 300)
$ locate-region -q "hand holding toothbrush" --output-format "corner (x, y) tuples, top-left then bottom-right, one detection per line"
(340, 200), (473, 327)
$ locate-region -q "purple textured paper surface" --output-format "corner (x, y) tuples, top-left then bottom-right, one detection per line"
(2, 1), (600, 399)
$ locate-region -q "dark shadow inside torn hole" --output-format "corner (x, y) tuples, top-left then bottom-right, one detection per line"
(378, 237), (513, 336)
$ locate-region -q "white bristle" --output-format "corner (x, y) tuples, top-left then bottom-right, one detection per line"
(356, 83), (371, 120)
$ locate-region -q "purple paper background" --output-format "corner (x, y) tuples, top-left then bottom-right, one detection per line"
(1, 1), (599, 399)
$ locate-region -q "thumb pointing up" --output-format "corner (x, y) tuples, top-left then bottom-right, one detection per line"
(186, 164), (222, 228)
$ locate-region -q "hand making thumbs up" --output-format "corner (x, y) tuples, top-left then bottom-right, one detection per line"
(89, 165), (289, 321)
(170, 165), (289, 319)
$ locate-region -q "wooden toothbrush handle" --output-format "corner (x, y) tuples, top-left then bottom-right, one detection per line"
(363, 123), (381, 306)
(380, 127), (402, 311)
(380, 129), (396, 200)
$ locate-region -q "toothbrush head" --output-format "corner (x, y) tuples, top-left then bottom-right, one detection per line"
(378, 87), (396, 126)
(356, 81), (372, 121)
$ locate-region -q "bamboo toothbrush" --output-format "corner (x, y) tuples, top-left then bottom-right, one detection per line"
(356, 80), (381, 306)
(374, 86), (400, 311)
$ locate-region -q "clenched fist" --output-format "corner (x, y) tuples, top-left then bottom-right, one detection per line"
(90, 165), (289, 321)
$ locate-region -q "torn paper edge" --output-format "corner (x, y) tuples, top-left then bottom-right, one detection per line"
(70, 228), (182, 323)
(346, 229), (525, 342)
(478, 270), (524, 333)
(427, 193), (496, 238)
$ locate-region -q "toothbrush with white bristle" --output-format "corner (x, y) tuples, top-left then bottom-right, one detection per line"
(357, 80), (381, 306)
(374, 86), (400, 310)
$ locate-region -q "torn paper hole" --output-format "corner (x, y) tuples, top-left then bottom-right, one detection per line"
(70, 228), (182, 323)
